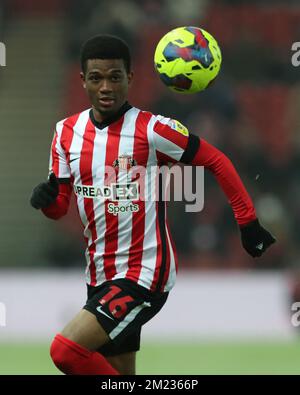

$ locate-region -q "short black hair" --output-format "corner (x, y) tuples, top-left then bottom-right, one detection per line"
(80, 34), (131, 74)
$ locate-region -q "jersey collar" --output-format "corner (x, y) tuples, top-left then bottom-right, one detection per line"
(89, 101), (132, 130)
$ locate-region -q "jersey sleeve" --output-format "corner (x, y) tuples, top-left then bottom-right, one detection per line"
(191, 138), (257, 225)
(49, 122), (71, 181)
(152, 116), (190, 163)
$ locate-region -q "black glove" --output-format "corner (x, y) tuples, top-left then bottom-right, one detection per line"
(30, 172), (59, 209)
(239, 219), (276, 257)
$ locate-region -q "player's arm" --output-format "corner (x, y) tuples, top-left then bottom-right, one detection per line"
(152, 118), (276, 257)
(181, 134), (276, 257)
(181, 135), (256, 225)
(30, 128), (72, 220)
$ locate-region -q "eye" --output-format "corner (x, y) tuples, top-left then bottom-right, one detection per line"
(111, 75), (122, 82)
(89, 75), (100, 82)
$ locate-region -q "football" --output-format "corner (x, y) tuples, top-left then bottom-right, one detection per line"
(154, 26), (222, 93)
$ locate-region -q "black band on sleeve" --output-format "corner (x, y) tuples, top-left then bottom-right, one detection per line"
(58, 178), (71, 184)
(180, 134), (200, 164)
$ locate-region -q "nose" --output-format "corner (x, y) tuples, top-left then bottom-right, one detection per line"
(99, 79), (113, 93)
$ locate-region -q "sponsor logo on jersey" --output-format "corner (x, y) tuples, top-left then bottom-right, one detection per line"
(107, 202), (139, 216)
(74, 182), (139, 201)
(167, 119), (189, 136)
(113, 154), (137, 171)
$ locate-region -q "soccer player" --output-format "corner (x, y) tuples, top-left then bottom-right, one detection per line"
(30, 35), (276, 375)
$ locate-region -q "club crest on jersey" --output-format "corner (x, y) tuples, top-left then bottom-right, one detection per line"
(113, 154), (137, 171)
(167, 119), (189, 137)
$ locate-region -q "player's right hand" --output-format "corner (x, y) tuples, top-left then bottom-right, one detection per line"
(30, 172), (59, 209)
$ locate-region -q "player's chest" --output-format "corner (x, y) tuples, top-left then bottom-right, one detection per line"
(68, 131), (152, 183)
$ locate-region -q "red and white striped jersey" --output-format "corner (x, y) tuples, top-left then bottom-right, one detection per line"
(50, 103), (190, 292)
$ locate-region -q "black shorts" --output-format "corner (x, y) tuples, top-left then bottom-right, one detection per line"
(83, 278), (168, 357)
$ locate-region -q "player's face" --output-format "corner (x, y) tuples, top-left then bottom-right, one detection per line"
(81, 59), (133, 120)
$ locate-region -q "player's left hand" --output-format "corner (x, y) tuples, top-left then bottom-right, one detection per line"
(239, 219), (276, 257)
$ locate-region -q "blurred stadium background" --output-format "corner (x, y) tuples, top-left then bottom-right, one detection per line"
(1, 0), (300, 374)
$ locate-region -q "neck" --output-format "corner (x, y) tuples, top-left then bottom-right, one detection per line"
(89, 101), (132, 130)
(92, 101), (128, 123)
(92, 108), (110, 123)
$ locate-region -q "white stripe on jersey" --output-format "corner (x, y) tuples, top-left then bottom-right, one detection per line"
(67, 110), (89, 184)
(52, 120), (70, 178)
(67, 110), (93, 284)
(91, 124), (109, 286)
(137, 115), (159, 289)
(153, 133), (185, 162)
(111, 108), (140, 279)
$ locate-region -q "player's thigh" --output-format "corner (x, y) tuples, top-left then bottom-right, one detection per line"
(60, 309), (110, 350)
(106, 352), (136, 375)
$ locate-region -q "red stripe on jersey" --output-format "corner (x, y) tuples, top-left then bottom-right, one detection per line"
(150, 200), (162, 292)
(154, 120), (189, 150)
(80, 118), (97, 286)
(159, 204), (171, 292)
(126, 111), (152, 283)
(150, 199), (167, 292)
(167, 220), (178, 273)
(103, 116), (124, 280)
(159, 219), (178, 291)
(156, 151), (178, 164)
(150, 165), (171, 292)
(51, 114), (78, 178)
(160, 246), (171, 291)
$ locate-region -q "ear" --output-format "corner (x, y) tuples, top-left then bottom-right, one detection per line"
(80, 72), (86, 89)
(127, 71), (134, 86)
